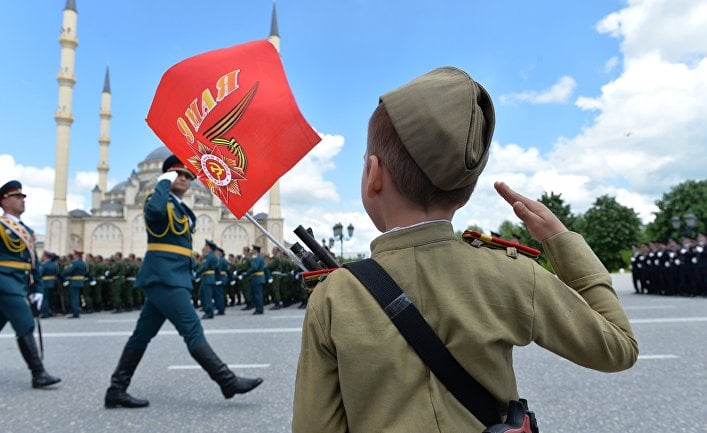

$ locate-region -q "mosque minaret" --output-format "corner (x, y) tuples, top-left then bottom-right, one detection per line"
(267, 1), (283, 225)
(50, 0), (77, 216)
(97, 66), (112, 201)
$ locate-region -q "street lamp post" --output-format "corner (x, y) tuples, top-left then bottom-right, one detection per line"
(332, 222), (354, 260)
(671, 213), (699, 238)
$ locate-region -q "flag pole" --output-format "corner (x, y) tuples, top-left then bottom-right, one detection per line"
(244, 213), (307, 271)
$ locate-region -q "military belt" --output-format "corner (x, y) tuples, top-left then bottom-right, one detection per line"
(147, 243), (193, 257)
(42, 276), (56, 280)
(68, 276), (85, 280)
(201, 270), (216, 275)
(253, 271), (265, 276)
(0, 260), (31, 270)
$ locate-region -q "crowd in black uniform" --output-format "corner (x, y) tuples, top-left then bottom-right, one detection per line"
(630, 233), (707, 297)
(38, 246), (308, 318)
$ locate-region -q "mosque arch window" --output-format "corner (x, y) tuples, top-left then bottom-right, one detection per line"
(91, 223), (124, 241)
(222, 224), (249, 242)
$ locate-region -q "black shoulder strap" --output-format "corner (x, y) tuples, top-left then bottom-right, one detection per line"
(343, 258), (501, 427)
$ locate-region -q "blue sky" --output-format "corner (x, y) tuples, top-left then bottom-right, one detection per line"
(1, 0), (706, 257)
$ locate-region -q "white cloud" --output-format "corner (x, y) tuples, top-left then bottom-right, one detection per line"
(280, 132), (343, 205)
(597, 0), (707, 63)
(604, 56), (620, 73)
(500, 76), (577, 104)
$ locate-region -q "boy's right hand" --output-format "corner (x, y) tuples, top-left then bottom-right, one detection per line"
(494, 181), (567, 242)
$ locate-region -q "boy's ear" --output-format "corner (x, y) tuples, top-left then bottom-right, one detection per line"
(365, 155), (384, 198)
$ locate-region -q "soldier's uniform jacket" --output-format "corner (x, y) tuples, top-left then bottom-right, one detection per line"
(217, 256), (229, 285)
(292, 221), (639, 433)
(197, 251), (218, 285)
(244, 253), (266, 284)
(110, 258), (126, 283)
(40, 258), (59, 290)
(135, 179), (196, 289)
(0, 214), (41, 296)
(61, 258), (88, 289)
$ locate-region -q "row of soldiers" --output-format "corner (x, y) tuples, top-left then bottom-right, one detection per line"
(630, 233), (707, 297)
(37, 246), (308, 318)
(37, 251), (142, 318)
(191, 245), (308, 313)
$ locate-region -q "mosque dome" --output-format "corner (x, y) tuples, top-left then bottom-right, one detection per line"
(142, 146), (172, 164)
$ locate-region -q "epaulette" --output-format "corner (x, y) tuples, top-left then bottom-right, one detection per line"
(302, 268), (337, 293)
(462, 230), (541, 259)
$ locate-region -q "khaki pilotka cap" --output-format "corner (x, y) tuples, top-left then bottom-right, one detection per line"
(380, 66), (495, 191)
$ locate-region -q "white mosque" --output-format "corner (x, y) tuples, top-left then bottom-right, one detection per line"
(44, 1), (285, 258)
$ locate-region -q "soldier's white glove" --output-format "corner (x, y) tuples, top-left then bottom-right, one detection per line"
(268, 278), (274, 284)
(89, 280), (97, 286)
(62, 280), (70, 287)
(238, 275), (244, 281)
(194, 277), (201, 283)
(229, 280), (236, 286)
(157, 171), (179, 184)
(104, 270), (110, 277)
(215, 281), (223, 286)
(29, 293), (43, 309)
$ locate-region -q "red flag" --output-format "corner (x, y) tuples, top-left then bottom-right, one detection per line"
(146, 39), (321, 218)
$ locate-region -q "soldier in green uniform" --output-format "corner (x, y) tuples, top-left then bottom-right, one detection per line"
(94, 255), (108, 311)
(125, 254), (140, 309)
(292, 67), (638, 432)
(226, 253), (238, 306)
(237, 247), (253, 310)
(82, 253), (99, 313)
(104, 155), (262, 409)
(0, 180), (61, 388)
(109, 252), (127, 313)
(267, 248), (285, 310)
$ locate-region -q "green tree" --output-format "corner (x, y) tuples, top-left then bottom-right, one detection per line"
(514, 191), (577, 251)
(581, 195), (641, 272)
(645, 179), (707, 242)
(497, 220), (522, 241)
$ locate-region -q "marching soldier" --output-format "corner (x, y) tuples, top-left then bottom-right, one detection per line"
(39, 251), (59, 318)
(0, 180), (61, 388)
(241, 243), (267, 315)
(61, 250), (88, 318)
(214, 247), (228, 315)
(197, 240), (219, 319)
(104, 154), (261, 408)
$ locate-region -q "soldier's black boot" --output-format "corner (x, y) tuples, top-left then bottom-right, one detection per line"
(16, 334), (61, 389)
(104, 348), (150, 408)
(190, 341), (263, 399)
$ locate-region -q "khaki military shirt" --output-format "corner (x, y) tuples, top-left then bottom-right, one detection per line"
(292, 221), (638, 433)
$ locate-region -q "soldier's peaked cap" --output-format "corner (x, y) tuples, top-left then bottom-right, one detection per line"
(380, 67), (495, 191)
(162, 154), (195, 178)
(0, 180), (26, 199)
(205, 239), (218, 250)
